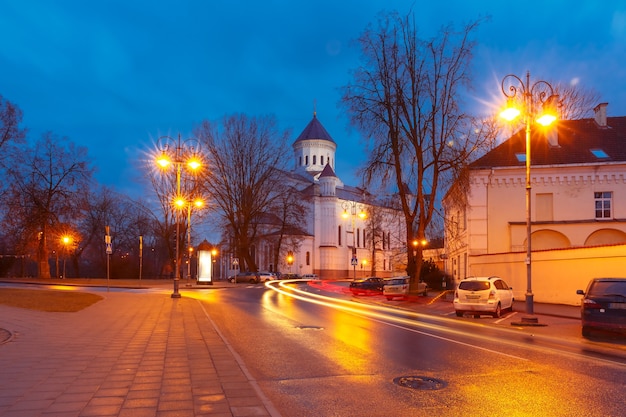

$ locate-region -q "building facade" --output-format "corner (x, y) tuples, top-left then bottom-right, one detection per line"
(227, 113), (408, 279)
(444, 103), (626, 304)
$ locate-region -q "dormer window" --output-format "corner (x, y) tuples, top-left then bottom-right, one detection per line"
(515, 153), (526, 163)
(590, 148), (609, 159)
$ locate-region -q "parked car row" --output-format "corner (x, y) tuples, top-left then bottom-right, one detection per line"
(227, 270), (625, 339)
(228, 271), (278, 284)
(450, 275), (626, 338)
(228, 272), (320, 283)
(349, 276), (428, 299)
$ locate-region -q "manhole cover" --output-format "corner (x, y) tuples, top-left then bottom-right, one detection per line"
(295, 325), (324, 330)
(393, 376), (447, 391)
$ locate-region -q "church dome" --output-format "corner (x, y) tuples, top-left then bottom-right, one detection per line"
(292, 113), (337, 176)
(294, 113), (335, 144)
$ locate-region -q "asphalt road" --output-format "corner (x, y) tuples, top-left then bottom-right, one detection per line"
(200, 281), (626, 417)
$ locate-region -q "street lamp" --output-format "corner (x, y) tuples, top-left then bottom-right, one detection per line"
(341, 201), (366, 280)
(286, 251), (294, 273)
(185, 198), (204, 287)
(155, 134), (204, 299)
(61, 235), (72, 279)
(500, 72), (558, 318)
(211, 248), (218, 282)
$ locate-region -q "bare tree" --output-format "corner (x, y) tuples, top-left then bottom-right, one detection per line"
(194, 114), (290, 272)
(0, 96), (27, 209)
(362, 201), (385, 275)
(4, 132), (93, 278)
(0, 95), (26, 157)
(77, 187), (156, 278)
(265, 183), (310, 272)
(341, 11), (495, 291)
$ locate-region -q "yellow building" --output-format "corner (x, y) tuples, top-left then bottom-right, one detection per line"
(444, 103), (626, 305)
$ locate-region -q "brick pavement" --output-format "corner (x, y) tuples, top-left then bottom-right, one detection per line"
(0, 288), (278, 417)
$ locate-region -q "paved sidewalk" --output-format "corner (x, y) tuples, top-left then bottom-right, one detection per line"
(0, 278), (584, 417)
(0, 288), (277, 417)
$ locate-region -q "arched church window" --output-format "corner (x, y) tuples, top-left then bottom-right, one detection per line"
(299, 156), (302, 166)
(338, 225), (342, 246)
(357, 228), (361, 247)
(305, 155), (309, 165)
(313, 155), (317, 165)
(306, 251), (310, 266)
(321, 156), (324, 165)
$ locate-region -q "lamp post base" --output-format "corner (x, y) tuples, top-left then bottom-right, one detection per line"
(171, 278), (181, 298)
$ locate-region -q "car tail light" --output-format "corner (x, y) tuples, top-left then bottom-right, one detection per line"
(582, 299), (602, 309)
(488, 290), (496, 300)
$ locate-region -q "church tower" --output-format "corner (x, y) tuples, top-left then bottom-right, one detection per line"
(292, 113), (337, 178)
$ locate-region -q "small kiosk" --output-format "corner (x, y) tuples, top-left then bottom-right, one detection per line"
(196, 239), (213, 285)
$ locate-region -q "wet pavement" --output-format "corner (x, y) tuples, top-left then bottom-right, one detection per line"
(0, 278), (590, 416)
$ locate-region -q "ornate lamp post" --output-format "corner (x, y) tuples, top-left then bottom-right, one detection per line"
(500, 72), (558, 318)
(341, 201), (366, 280)
(211, 248), (218, 282)
(155, 134), (203, 298)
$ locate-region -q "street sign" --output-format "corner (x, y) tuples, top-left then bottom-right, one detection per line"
(105, 232), (112, 254)
(351, 257), (358, 266)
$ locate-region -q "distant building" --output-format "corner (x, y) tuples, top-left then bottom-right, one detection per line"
(226, 113), (407, 279)
(443, 103), (626, 304)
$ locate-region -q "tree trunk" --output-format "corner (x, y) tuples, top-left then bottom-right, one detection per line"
(37, 230), (51, 278)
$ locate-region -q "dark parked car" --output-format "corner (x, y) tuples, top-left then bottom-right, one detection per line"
(577, 278), (626, 337)
(349, 277), (385, 295)
(229, 272), (260, 284)
(281, 273), (302, 280)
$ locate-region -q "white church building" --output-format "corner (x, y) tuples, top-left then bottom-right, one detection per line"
(226, 113), (408, 279)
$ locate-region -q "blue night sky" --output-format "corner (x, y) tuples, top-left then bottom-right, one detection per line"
(1, 1), (625, 196)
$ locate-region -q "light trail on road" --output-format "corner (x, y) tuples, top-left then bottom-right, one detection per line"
(266, 279), (626, 369)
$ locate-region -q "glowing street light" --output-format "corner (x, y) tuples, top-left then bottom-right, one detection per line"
(155, 134), (204, 298)
(61, 235), (72, 279)
(500, 71), (558, 319)
(286, 251), (294, 273)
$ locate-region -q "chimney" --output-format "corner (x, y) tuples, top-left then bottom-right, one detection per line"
(594, 102), (608, 127)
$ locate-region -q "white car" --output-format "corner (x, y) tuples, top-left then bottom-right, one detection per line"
(383, 276), (428, 300)
(453, 276), (514, 318)
(258, 271), (277, 282)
